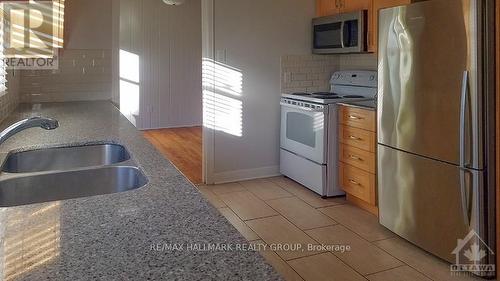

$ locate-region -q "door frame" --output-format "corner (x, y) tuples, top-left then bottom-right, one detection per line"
(496, 0), (499, 273)
(201, 0), (215, 184)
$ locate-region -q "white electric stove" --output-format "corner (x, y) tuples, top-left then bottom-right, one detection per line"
(279, 70), (377, 197)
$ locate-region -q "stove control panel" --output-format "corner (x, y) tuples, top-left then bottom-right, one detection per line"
(280, 98), (325, 110)
(330, 70), (378, 88)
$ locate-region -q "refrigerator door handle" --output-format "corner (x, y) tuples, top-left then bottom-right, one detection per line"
(459, 168), (472, 227)
(459, 70), (469, 168)
(340, 21), (345, 48)
(459, 71), (472, 227)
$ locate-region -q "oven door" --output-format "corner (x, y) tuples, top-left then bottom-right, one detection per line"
(312, 11), (366, 54)
(280, 101), (328, 164)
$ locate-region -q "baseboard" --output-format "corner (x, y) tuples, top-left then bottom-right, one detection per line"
(140, 124), (202, 130)
(212, 165), (281, 184)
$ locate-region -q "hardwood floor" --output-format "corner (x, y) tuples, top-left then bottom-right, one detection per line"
(144, 126), (203, 184)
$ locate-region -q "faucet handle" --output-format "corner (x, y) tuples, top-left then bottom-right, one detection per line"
(37, 117), (59, 130)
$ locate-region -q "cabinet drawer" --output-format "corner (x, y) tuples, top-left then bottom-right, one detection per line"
(339, 144), (375, 173)
(339, 163), (375, 204)
(339, 125), (376, 152)
(340, 106), (376, 132)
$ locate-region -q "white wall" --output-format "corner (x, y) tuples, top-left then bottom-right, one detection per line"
(204, 0), (316, 183)
(111, 0), (120, 105)
(65, 0), (113, 50)
(119, 0), (202, 129)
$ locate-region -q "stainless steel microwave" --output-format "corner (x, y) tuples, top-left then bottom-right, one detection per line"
(312, 11), (367, 54)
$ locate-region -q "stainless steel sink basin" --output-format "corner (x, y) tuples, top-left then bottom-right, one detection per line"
(0, 143), (148, 207)
(2, 144), (130, 173)
(0, 166), (147, 207)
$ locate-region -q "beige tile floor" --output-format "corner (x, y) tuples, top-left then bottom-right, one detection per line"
(197, 177), (484, 281)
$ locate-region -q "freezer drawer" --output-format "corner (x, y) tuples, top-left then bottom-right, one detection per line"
(280, 149), (326, 196)
(378, 145), (487, 264)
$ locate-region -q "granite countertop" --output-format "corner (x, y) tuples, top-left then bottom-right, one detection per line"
(338, 100), (377, 111)
(0, 101), (281, 281)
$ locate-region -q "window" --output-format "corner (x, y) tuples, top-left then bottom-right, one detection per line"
(0, 0), (65, 95)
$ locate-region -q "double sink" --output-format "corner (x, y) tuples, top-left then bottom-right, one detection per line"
(0, 143), (148, 207)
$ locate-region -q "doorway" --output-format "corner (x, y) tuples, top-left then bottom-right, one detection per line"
(117, 0), (204, 185)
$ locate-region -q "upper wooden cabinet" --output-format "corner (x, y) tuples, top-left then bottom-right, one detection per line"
(342, 0), (371, 13)
(316, 0), (340, 17)
(368, 0), (411, 52)
(317, 0), (371, 17)
(316, 0), (412, 52)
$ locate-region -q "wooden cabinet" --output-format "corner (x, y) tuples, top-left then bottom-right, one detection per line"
(339, 143), (375, 173)
(368, 0), (411, 52)
(338, 105), (378, 215)
(317, 0), (371, 17)
(341, 0), (371, 13)
(339, 125), (376, 152)
(340, 106), (376, 131)
(340, 163), (376, 204)
(316, 0), (340, 17)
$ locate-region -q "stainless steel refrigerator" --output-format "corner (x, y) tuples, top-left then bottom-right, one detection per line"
(377, 0), (496, 271)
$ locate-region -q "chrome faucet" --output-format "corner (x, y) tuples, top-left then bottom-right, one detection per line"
(0, 117), (59, 145)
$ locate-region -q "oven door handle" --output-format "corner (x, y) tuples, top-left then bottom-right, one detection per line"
(280, 102), (325, 112)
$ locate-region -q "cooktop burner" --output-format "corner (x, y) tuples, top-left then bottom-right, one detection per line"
(283, 91), (371, 104)
(315, 96), (342, 99)
(343, 95), (365, 98)
(312, 92), (337, 96)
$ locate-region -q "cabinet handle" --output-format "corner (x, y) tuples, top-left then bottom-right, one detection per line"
(349, 154), (363, 161)
(349, 179), (360, 186)
(348, 135), (362, 141)
(348, 115), (364, 120)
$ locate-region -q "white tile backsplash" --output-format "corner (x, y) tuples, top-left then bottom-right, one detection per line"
(19, 49), (112, 103)
(0, 70), (20, 123)
(281, 55), (339, 94)
(338, 53), (377, 71)
(281, 53), (377, 94)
